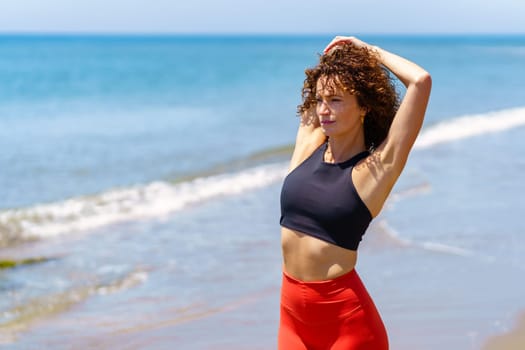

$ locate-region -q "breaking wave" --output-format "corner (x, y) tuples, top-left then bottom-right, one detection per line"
(2, 107), (524, 246)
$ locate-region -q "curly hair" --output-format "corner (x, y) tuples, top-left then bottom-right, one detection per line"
(298, 43), (399, 150)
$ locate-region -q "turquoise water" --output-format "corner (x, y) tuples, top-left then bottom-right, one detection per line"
(1, 35), (525, 349)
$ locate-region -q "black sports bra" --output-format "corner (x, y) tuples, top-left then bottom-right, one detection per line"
(280, 142), (372, 251)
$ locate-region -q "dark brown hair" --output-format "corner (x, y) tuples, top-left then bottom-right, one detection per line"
(298, 43), (399, 150)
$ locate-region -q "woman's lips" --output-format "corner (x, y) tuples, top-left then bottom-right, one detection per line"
(321, 120), (335, 125)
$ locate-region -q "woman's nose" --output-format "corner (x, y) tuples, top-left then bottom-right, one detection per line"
(317, 100), (330, 115)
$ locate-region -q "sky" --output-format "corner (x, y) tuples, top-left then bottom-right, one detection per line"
(0, 0), (524, 35)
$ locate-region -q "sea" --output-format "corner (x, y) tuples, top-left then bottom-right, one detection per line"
(0, 34), (524, 350)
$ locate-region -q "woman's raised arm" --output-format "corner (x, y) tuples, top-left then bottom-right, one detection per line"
(325, 36), (432, 175)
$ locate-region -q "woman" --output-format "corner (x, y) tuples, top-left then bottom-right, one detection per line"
(279, 36), (431, 349)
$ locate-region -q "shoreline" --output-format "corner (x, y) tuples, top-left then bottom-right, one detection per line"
(482, 311), (525, 350)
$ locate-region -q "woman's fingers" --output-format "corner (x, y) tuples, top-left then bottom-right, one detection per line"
(323, 36), (368, 54)
(323, 36), (352, 54)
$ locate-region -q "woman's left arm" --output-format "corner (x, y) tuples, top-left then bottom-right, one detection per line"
(372, 44), (432, 174)
(326, 36), (432, 175)
(324, 36), (431, 216)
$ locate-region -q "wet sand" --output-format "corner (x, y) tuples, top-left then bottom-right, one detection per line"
(483, 312), (525, 350)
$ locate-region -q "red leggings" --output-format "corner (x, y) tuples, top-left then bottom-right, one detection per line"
(279, 269), (388, 350)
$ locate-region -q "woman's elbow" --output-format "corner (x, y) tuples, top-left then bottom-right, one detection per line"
(415, 71), (432, 91)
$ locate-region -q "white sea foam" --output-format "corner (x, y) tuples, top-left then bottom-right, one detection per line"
(0, 162), (288, 242)
(415, 107), (525, 149)
(418, 241), (474, 257)
(2, 107), (525, 244)
(375, 220), (475, 257)
(387, 182), (432, 205)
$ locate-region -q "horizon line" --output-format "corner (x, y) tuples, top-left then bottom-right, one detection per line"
(1, 31), (525, 37)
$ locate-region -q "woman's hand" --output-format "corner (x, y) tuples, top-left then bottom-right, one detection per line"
(323, 36), (370, 54)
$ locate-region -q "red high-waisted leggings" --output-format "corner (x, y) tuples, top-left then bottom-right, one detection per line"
(279, 269), (388, 350)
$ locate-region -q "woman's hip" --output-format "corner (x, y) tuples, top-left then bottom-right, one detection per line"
(280, 268), (377, 325)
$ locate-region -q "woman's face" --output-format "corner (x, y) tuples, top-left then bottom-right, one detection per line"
(315, 76), (366, 138)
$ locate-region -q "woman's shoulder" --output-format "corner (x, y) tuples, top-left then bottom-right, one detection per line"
(289, 126), (325, 173)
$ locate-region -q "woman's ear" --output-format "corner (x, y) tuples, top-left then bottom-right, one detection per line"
(360, 107), (369, 124)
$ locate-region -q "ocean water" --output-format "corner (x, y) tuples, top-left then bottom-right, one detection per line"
(0, 34), (524, 349)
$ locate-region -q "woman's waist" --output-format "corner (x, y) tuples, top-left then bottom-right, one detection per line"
(281, 227), (358, 282)
(280, 268), (369, 324)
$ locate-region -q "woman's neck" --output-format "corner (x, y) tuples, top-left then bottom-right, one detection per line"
(325, 133), (366, 163)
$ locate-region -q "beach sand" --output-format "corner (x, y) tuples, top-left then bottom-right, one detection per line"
(7, 286), (281, 350)
(483, 312), (525, 350)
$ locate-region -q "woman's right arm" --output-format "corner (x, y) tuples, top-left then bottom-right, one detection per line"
(288, 108), (324, 172)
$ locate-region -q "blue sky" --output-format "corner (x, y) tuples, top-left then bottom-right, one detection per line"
(0, 0), (524, 34)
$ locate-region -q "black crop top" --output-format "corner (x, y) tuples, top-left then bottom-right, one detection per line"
(280, 142), (372, 251)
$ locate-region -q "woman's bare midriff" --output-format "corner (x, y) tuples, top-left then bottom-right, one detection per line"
(281, 227), (358, 282)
